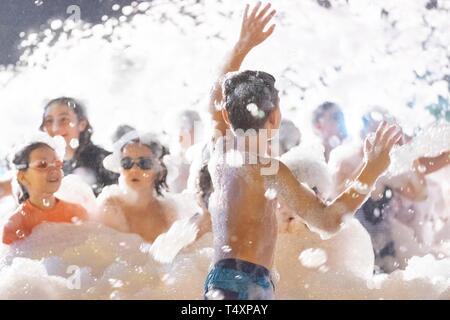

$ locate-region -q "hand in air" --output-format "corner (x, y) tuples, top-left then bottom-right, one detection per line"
(363, 121), (403, 174)
(237, 2), (276, 51)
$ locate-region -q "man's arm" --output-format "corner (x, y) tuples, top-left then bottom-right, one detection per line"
(418, 150), (450, 175)
(275, 122), (402, 234)
(209, 2), (276, 138)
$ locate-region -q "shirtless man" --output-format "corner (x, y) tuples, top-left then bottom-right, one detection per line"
(203, 2), (402, 300)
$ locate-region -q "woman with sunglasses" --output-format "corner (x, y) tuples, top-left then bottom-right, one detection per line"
(2, 139), (87, 245)
(97, 132), (178, 243)
(40, 97), (118, 195)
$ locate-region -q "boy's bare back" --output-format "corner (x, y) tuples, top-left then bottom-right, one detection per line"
(209, 155), (280, 270)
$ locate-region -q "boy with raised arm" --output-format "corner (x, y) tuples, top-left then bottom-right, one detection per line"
(203, 2), (402, 300)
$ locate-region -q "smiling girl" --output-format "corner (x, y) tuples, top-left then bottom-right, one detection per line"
(40, 97), (118, 195)
(2, 141), (87, 245)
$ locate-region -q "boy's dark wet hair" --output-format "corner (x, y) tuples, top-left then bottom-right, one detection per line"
(12, 142), (53, 204)
(120, 138), (170, 197)
(223, 70), (279, 131)
(40, 97), (93, 156)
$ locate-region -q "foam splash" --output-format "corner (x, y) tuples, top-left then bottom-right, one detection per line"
(148, 218), (199, 264)
(0, 223), (213, 299)
(1, 0), (450, 157)
(389, 122), (450, 176)
(1, 220), (449, 299)
(299, 248), (328, 269)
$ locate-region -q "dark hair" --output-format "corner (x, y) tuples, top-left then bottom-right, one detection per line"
(12, 142), (54, 204)
(361, 111), (373, 130)
(178, 110), (201, 132)
(197, 163), (213, 208)
(278, 119), (301, 155)
(360, 108), (394, 138)
(39, 97), (93, 158)
(121, 139), (170, 197)
(112, 124), (136, 144)
(361, 108), (392, 129)
(312, 101), (341, 123)
(223, 70), (279, 131)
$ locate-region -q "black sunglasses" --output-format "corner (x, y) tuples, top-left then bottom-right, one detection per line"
(120, 157), (154, 170)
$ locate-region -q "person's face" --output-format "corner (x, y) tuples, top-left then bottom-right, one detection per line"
(18, 146), (63, 198)
(42, 103), (87, 150)
(179, 128), (195, 151)
(120, 143), (158, 192)
(315, 106), (347, 141)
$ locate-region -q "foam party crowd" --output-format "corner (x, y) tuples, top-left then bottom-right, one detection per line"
(0, 0), (450, 300)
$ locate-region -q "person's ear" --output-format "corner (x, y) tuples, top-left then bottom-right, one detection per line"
(266, 110), (275, 130)
(17, 171), (29, 188)
(221, 108), (231, 127)
(273, 109), (280, 128)
(78, 119), (88, 132)
(267, 107), (280, 130)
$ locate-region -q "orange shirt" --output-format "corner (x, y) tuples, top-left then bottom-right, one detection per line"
(2, 198), (87, 245)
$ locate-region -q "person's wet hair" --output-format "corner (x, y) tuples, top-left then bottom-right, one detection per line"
(112, 124), (136, 144)
(11, 142), (53, 204)
(360, 107), (394, 138)
(312, 101), (341, 124)
(197, 163), (213, 208)
(120, 138), (170, 197)
(178, 110), (201, 132)
(313, 101), (348, 140)
(223, 70), (279, 131)
(39, 97), (93, 155)
(278, 119), (301, 155)
(361, 108), (393, 128)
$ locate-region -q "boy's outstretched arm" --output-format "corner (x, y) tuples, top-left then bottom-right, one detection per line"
(209, 2), (276, 137)
(275, 122), (403, 234)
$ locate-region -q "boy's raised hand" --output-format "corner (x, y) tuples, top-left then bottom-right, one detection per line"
(237, 2), (276, 52)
